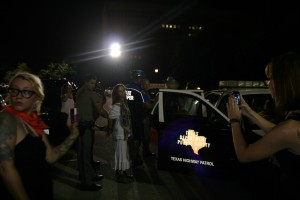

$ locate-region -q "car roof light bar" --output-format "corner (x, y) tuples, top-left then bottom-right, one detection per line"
(219, 80), (268, 88)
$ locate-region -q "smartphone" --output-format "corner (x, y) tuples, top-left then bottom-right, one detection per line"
(70, 108), (78, 123)
(231, 91), (241, 105)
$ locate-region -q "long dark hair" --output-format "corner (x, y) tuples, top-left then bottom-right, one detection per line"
(265, 52), (300, 115)
(112, 84), (125, 105)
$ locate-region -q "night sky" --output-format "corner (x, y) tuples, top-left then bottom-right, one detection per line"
(1, 1), (300, 89)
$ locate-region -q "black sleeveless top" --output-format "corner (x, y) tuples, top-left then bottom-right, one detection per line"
(0, 133), (53, 200)
(275, 112), (300, 200)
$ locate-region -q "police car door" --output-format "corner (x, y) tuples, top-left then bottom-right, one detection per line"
(154, 90), (239, 176)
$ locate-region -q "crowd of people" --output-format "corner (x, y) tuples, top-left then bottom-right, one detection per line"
(0, 68), (159, 199)
(1, 51), (300, 199)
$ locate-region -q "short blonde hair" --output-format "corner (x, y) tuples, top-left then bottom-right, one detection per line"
(8, 71), (45, 113)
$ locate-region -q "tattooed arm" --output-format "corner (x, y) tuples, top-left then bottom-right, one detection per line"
(0, 112), (30, 200)
(42, 122), (80, 164)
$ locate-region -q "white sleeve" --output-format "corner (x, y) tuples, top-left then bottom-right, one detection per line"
(108, 104), (119, 119)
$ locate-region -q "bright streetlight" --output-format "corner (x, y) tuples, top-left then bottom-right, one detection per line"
(154, 68), (159, 82)
(109, 42), (121, 58)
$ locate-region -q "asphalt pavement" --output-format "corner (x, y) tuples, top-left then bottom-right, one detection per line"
(51, 130), (253, 200)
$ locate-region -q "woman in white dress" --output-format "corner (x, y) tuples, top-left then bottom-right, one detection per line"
(108, 84), (133, 183)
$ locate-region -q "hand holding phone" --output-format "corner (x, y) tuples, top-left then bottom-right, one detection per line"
(231, 91), (241, 105)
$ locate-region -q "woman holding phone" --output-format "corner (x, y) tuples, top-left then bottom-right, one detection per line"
(227, 52), (300, 199)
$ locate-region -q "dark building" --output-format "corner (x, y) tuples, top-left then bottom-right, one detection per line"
(2, 1), (300, 90)
(97, 1), (300, 89)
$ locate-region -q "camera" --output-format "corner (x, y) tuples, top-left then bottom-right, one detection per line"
(231, 91), (241, 105)
(70, 108), (78, 123)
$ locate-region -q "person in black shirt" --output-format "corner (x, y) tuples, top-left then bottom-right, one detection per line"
(125, 70), (146, 167)
(0, 71), (79, 200)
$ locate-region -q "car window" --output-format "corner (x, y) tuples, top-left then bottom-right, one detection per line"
(162, 92), (228, 125)
(163, 92), (202, 116)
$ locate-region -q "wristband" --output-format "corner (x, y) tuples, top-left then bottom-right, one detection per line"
(230, 118), (240, 124)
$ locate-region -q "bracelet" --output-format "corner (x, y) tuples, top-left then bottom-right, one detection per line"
(229, 118), (240, 124)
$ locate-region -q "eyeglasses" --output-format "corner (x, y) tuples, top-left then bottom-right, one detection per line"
(8, 88), (36, 99)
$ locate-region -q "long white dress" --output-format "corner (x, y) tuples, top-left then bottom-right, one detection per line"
(60, 98), (75, 129)
(108, 103), (130, 170)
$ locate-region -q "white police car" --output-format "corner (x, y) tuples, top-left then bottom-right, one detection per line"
(150, 81), (277, 178)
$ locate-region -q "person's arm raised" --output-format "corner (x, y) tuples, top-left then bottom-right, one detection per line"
(43, 122), (79, 164)
(239, 95), (276, 133)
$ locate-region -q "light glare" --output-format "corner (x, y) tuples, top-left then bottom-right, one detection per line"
(110, 43), (121, 58)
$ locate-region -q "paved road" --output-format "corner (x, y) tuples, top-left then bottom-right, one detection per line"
(52, 131), (252, 200)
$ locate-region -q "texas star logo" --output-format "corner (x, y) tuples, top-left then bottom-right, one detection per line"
(177, 129), (210, 155)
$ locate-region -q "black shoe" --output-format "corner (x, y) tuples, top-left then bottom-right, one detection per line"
(124, 170), (134, 179)
(92, 174), (104, 181)
(79, 183), (102, 191)
(92, 160), (101, 165)
(91, 160), (101, 170)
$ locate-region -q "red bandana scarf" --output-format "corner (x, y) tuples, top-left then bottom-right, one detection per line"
(4, 105), (49, 136)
